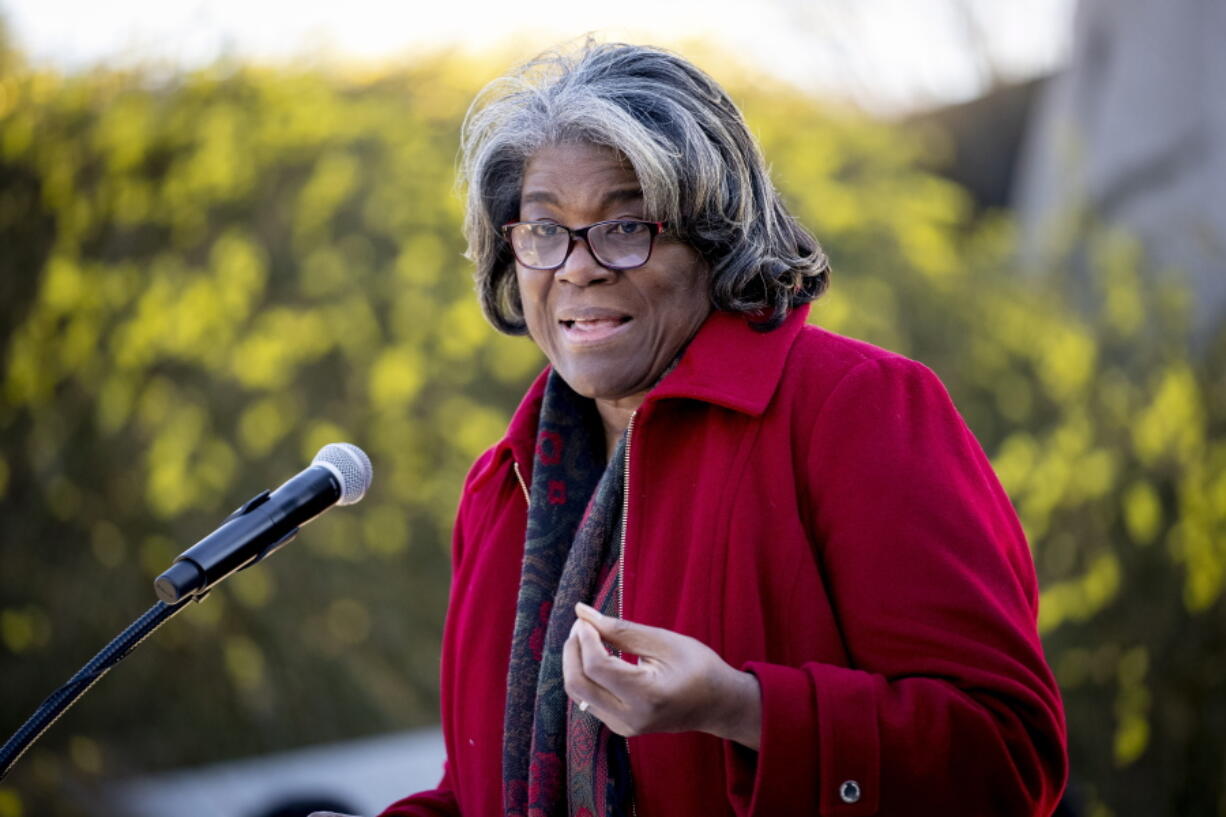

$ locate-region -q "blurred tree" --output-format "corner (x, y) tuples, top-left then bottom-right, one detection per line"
(0, 52), (541, 815)
(0, 42), (1221, 817)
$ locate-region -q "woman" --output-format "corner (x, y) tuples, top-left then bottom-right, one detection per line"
(376, 42), (1067, 816)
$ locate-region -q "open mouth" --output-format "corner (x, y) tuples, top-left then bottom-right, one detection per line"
(559, 315), (633, 343)
(560, 317), (632, 331)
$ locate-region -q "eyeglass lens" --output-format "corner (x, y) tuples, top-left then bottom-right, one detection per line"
(509, 221), (655, 270)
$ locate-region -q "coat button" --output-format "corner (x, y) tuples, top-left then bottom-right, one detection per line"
(839, 780), (862, 804)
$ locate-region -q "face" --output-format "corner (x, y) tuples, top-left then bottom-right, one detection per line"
(515, 141), (711, 408)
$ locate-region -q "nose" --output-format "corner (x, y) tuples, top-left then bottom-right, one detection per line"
(555, 236), (614, 287)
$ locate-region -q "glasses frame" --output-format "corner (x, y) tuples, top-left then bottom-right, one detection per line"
(500, 219), (669, 272)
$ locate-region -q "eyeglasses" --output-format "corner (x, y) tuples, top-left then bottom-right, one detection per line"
(501, 219), (668, 271)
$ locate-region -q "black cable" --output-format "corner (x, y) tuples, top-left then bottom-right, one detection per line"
(0, 598), (193, 781)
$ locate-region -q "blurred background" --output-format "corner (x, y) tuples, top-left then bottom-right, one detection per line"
(0, 1), (1223, 815)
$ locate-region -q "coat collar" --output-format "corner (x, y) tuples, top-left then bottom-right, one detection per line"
(646, 303), (809, 416)
(499, 304), (810, 471)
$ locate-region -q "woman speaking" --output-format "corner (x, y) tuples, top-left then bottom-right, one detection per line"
(371, 41), (1067, 817)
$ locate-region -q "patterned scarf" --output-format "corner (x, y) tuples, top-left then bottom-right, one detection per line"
(503, 370), (633, 817)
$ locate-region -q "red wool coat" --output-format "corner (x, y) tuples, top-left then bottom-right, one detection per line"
(380, 305), (1067, 817)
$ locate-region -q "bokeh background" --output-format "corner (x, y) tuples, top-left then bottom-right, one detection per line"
(1, 1), (1223, 815)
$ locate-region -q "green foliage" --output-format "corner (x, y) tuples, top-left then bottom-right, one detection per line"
(1, 43), (1223, 817)
(746, 73), (1225, 812)
(0, 53), (539, 813)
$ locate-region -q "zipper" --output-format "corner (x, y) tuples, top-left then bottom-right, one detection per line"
(512, 460), (530, 506)
(516, 422), (639, 814)
(618, 411), (636, 623)
(619, 411), (638, 817)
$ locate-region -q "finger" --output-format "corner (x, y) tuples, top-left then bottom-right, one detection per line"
(575, 618), (648, 698)
(575, 602), (674, 658)
(564, 623), (642, 736)
(563, 619), (626, 714)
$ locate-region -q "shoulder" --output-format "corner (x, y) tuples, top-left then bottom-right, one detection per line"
(453, 444), (504, 533)
(782, 327), (991, 493)
(451, 441), (521, 567)
(463, 444), (504, 493)
(780, 323), (948, 409)
(460, 367), (547, 500)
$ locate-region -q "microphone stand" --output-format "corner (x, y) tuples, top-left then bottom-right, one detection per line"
(0, 444), (371, 782)
(0, 597), (193, 781)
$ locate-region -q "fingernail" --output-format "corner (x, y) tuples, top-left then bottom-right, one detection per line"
(575, 602), (600, 618)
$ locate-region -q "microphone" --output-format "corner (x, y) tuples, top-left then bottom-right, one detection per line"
(153, 443), (373, 604)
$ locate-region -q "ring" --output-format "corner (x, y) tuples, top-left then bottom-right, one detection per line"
(578, 700), (590, 713)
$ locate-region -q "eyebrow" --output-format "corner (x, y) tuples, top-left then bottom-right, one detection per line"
(520, 186), (644, 209)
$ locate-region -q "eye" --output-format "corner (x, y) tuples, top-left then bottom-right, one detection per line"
(528, 222), (563, 238)
(611, 220), (646, 235)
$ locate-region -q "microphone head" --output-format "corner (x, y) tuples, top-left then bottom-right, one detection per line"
(312, 443), (373, 506)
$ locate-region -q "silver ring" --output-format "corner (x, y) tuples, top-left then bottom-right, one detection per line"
(578, 700), (590, 713)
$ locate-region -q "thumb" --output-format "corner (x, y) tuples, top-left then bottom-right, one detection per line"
(574, 602), (666, 656)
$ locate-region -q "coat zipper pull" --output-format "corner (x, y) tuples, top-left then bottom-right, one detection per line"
(512, 460), (530, 506)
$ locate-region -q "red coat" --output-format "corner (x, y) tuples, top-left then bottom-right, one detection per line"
(380, 305), (1068, 817)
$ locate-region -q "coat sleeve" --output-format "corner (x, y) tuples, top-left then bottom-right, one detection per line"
(376, 764), (459, 817)
(378, 448), (503, 817)
(724, 356), (1067, 816)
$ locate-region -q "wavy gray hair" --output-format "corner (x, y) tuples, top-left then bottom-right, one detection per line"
(460, 41), (830, 334)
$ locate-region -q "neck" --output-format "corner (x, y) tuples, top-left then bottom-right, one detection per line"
(595, 393), (644, 460)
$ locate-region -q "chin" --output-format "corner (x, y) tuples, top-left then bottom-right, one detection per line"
(556, 367), (639, 403)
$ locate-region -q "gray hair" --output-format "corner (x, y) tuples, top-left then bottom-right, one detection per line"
(460, 41), (830, 334)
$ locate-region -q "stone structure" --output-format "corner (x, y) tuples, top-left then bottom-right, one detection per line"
(1014, 0), (1226, 343)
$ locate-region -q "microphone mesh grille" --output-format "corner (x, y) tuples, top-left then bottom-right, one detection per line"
(312, 443), (373, 505)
